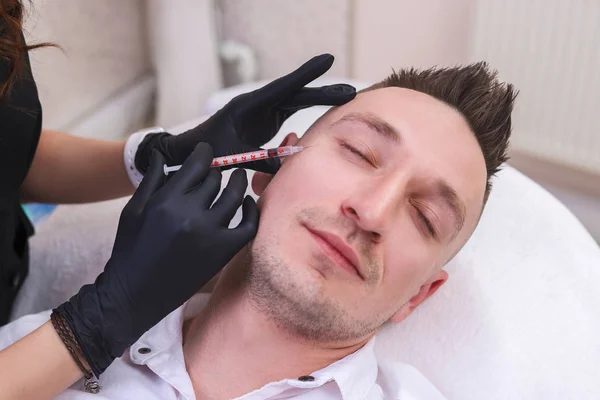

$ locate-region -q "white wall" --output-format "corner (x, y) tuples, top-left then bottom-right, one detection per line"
(216, 0), (474, 83)
(351, 0), (474, 81)
(217, 0), (350, 79)
(24, 0), (150, 132)
(470, 0), (600, 175)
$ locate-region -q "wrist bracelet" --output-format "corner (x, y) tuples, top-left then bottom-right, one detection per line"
(51, 311), (101, 394)
(123, 126), (165, 188)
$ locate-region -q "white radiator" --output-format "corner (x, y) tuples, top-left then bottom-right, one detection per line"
(470, 0), (600, 174)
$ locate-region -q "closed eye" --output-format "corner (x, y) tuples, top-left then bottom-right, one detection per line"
(340, 142), (372, 165)
(416, 207), (437, 238)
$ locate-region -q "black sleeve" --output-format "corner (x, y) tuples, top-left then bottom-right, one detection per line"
(0, 32), (43, 326)
(0, 33), (43, 192)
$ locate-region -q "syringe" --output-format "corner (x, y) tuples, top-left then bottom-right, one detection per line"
(163, 145), (305, 175)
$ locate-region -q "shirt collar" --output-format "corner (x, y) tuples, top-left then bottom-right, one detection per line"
(128, 295), (380, 400)
(311, 337), (379, 400)
(230, 337), (379, 400)
(129, 304), (195, 399)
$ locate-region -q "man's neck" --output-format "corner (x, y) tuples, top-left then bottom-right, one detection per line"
(182, 253), (368, 399)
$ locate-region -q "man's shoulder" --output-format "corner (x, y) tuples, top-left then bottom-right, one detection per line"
(376, 360), (448, 400)
(0, 310), (51, 350)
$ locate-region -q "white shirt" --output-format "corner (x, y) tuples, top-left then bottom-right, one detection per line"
(0, 297), (447, 400)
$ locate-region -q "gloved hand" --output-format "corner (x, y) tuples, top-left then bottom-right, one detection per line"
(55, 143), (256, 377)
(135, 53), (356, 174)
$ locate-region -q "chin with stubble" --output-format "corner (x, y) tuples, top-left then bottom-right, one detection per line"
(244, 234), (386, 344)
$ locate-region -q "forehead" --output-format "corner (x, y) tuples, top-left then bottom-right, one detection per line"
(316, 87), (488, 232)
(327, 87), (474, 143)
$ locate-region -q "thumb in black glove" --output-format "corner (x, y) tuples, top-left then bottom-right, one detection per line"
(55, 143), (257, 377)
(135, 53), (356, 175)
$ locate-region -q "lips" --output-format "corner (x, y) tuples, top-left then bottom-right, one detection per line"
(306, 227), (363, 279)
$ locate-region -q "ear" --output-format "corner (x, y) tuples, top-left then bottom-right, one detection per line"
(251, 133), (299, 195)
(389, 269), (449, 324)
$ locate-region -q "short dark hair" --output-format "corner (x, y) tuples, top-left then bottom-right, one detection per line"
(362, 62), (518, 202)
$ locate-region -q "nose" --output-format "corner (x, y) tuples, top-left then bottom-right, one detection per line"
(341, 175), (406, 242)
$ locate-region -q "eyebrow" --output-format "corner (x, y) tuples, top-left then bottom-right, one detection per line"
(433, 179), (466, 241)
(332, 112), (401, 145)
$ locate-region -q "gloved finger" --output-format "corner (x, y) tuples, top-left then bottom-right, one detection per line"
(126, 149), (166, 215)
(191, 168), (223, 209)
(168, 142), (213, 192)
(253, 54), (335, 105)
(279, 84), (356, 111)
(230, 195), (259, 241)
(217, 143), (281, 175)
(211, 169), (248, 224)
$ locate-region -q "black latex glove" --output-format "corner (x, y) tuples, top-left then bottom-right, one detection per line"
(135, 53), (356, 174)
(55, 143), (257, 377)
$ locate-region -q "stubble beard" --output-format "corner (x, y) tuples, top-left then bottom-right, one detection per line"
(244, 234), (387, 344)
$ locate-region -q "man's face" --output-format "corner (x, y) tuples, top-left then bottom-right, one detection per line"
(247, 87), (487, 342)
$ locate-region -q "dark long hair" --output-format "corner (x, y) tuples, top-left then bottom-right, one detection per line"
(0, 0), (56, 101)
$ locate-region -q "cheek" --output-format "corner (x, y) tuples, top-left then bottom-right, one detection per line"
(380, 235), (436, 302)
(262, 148), (359, 207)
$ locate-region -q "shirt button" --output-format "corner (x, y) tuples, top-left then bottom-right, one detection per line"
(138, 347), (152, 354)
(298, 375), (315, 382)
